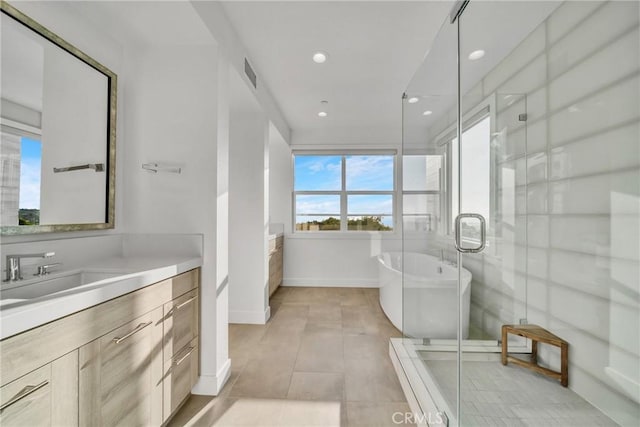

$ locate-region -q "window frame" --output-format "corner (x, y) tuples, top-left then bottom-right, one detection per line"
(434, 94), (496, 242)
(401, 154), (445, 233)
(1, 120), (43, 227)
(292, 150), (397, 233)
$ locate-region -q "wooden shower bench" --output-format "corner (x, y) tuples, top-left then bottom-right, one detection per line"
(501, 324), (568, 387)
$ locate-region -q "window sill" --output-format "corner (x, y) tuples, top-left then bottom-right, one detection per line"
(286, 231), (401, 240)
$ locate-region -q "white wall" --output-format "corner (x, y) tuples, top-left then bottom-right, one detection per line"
(121, 44), (229, 394)
(228, 105), (270, 323)
(214, 52), (231, 391)
(268, 122), (292, 233)
(284, 236), (396, 287)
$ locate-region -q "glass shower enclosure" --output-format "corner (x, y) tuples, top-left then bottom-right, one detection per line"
(395, 1), (640, 426)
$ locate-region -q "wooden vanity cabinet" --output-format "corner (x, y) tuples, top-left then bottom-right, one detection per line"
(163, 289), (199, 363)
(163, 337), (199, 418)
(0, 350), (78, 426)
(79, 308), (164, 426)
(163, 289), (200, 419)
(269, 235), (284, 296)
(0, 268), (200, 427)
(0, 363), (52, 426)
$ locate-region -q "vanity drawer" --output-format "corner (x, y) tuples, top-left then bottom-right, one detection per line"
(0, 364), (52, 426)
(164, 289), (199, 362)
(163, 338), (199, 420)
(169, 269), (199, 299)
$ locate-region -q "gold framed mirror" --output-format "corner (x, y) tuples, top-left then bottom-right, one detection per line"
(1, 1), (117, 235)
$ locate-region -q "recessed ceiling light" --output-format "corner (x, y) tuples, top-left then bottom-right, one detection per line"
(407, 97), (419, 104)
(468, 50), (485, 61)
(423, 110), (433, 116)
(313, 52), (328, 63)
(318, 111), (328, 117)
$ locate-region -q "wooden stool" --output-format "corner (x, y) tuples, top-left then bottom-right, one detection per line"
(501, 324), (568, 387)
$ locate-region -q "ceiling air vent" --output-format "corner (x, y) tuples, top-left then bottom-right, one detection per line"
(244, 58), (257, 89)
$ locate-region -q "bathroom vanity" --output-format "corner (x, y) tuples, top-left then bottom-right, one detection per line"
(1, 5), (206, 424)
(0, 266), (200, 426)
(268, 233), (284, 296)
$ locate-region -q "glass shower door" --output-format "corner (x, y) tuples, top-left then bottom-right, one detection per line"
(400, 15), (459, 424)
(456, 1), (550, 425)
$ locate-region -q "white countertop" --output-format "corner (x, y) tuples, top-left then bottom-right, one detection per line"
(0, 254), (202, 340)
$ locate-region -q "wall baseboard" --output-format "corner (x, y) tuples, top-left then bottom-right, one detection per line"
(282, 277), (379, 288)
(191, 357), (231, 396)
(229, 306), (270, 324)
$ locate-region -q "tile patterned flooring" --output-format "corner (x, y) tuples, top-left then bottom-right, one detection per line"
(425, 358), (617, 426)
(168, 287), (413, 426)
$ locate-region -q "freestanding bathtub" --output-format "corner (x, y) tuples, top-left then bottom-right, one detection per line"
(378, 252), (472, 339)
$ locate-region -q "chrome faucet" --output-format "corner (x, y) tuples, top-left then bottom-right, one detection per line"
(34, 263), (62, 277)
(4, 252), (55, 282)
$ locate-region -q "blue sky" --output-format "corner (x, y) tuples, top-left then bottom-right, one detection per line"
(19, 137), (41, 209)
(294, 155), (342, 190)
(294, 155), (394, 226)
(294, 155), (393, 191)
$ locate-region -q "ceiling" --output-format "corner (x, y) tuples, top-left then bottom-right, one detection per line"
(221, 1), (454, 133)
(66, 1), (453, 134)
(70, 1), (215, 49)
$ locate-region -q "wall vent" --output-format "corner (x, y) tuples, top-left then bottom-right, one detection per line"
(244, 58), (257, 89)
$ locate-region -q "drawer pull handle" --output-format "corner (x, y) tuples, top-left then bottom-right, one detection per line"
(174, 347), (195, 366)
(113, 321), (152, 344)
(171, 295), (197, 314)
(0, 380), (49, 411)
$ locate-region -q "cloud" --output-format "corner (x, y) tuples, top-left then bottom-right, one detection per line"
(307, 161), (326, 173)
(296, 195), (340, 214)
(19, 159), (41, 209)
(348, 195), (393, 215)
(295, 156), (342, 190)
(304, 157), (341, 174)
(346, 156), (393, 190)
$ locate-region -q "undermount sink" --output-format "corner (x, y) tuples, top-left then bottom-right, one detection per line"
(1, 271), (122, 301)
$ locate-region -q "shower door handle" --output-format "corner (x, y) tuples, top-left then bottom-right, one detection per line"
(454, 213), (486, 253)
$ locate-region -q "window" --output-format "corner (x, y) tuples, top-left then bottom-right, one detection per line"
(0, 127), (42, 226)
(294, 153), (395, 232)
(450, 116), (490, 232)
(402, 155), (443, 232)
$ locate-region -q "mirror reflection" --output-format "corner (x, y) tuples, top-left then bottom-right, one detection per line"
(0, 3), (116, 233)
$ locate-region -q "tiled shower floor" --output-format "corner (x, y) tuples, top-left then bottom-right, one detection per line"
(423, 357), (617, 426)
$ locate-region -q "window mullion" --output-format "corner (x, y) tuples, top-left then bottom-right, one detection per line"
(340, 155), (347, 231)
